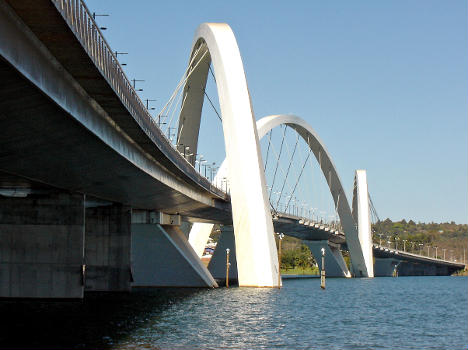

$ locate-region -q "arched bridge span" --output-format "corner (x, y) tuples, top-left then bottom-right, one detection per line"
(190, 114), (374, 278)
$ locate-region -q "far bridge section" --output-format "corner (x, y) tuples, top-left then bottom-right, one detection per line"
(272, 212), (350, 278)
(373, 244), (465, 277)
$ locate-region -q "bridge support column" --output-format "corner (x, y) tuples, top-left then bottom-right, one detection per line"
(208, 226), (238, 283)
(0, 192), (85, 298)
(84, 204), (131, 292)
(188, 222), (215, 258)
(351, 170), (375, 277)
(374, 258), (400, 277)
(131, 211), (217, 288)
(397, 262), (439, 276)
(303, 240), (351, 277)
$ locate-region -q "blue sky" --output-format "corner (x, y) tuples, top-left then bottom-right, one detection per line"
(86, 0), (467, 224)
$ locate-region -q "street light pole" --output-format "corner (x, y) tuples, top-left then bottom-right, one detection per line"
(114, 51), (128, 65)
(403, 239), (407, 252)
(225, 248), (230, 288)
(277, 233), (284, 289)
(131, 79), (144, 91)
(320, 247), (326, 289)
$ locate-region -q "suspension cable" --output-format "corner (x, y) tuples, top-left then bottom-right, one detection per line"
(269, 125), (288, 202)
(284, 147), (313, 213)
(158, 43), (206, 121)
(209, 63), (216, 84)
(264, 129), (273, 172)
(203, 88), (222, 121)
(276, 133), (300, 208)
(266, 135), (297, 210)
(368, 193), (380, 223)
(161, 45), (210, 136)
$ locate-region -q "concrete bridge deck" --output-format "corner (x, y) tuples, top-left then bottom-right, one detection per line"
(373, 244), (465, 276)
(0, 0), (232, 223)
(273, 212), (345, 245)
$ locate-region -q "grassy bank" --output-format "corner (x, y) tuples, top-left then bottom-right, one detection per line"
(281, 266), (319, 275)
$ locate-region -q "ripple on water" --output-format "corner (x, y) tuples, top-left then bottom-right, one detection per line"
(0, 277), (466, 349)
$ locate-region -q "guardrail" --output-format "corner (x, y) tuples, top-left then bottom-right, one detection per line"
(372, 244), (463, 265)
(51, 0), (227, 194)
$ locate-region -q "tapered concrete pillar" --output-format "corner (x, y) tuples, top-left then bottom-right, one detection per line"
(84, 204), (131, 292)
(189, 222), (214, 258)
(374, 258), (400, 277)
(0, 192), (85, 298)
(352, 170), (374, 277)
(304, 240), (351, 277)
(131, 211), (217, 287)
(208, 226), (238, 282)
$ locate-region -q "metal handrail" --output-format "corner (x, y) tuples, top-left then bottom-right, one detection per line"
(51, 0), (227, 194)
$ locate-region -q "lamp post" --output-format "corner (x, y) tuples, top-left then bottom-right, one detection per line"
(131, 79), (144, 91)
(144, 99), (157, 111)
(395, 237), (399, 250)
(403, 239), (407, 252)
(92, 12), (109, 30)
(157, 114), (167, 128)
(199, 158), (206, 173)
(443, 248), (446, 260)
(183, 146), (190, 158)
(167, 127), (176, 142)
(419, 243), (423, 255)
(225, 248), (230, 288)
(222, 177), (227, 193)
(277, 233), (284, 289)
(434, 246), (438, 259)
(320, 247), (326, 289)
(114, 51), (128, 66)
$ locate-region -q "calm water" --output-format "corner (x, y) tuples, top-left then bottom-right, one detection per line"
(0, 276), (466, 349)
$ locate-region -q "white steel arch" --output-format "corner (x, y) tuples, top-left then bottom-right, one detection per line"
(178, 23), (279, 287)
(190, 114), (374, 278)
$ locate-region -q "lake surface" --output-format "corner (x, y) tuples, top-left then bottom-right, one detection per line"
(0, 276), (466, 349)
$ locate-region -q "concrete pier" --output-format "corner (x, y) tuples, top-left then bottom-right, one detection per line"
(84, 203), (131, 292)
(304, 240), (351, 277)
(131, 211), (217, 288)
(374, 258), (400, 277)
(208, 226), (238, 282)
(0, 192), (85, 298)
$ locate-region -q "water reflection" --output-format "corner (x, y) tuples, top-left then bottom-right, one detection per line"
(0, 277), (466, 350)
(0, 289), (201, 349)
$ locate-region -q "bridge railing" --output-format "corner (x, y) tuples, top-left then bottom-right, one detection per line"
(372, 243), (462, 264)
(51, 0), (228, 195)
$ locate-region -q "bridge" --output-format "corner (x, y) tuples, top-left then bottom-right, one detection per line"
(373, 244), (465, 277)
(0, 0), (464, 298)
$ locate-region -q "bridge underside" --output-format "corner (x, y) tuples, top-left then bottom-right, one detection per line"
(0, 1), (231, 223)
(0, 0), (232, 298)
(373, 247), (464, 277)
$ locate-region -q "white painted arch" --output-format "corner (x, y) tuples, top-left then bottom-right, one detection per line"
(190, 114), (374, 277)
(178, 23), (279, 287)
